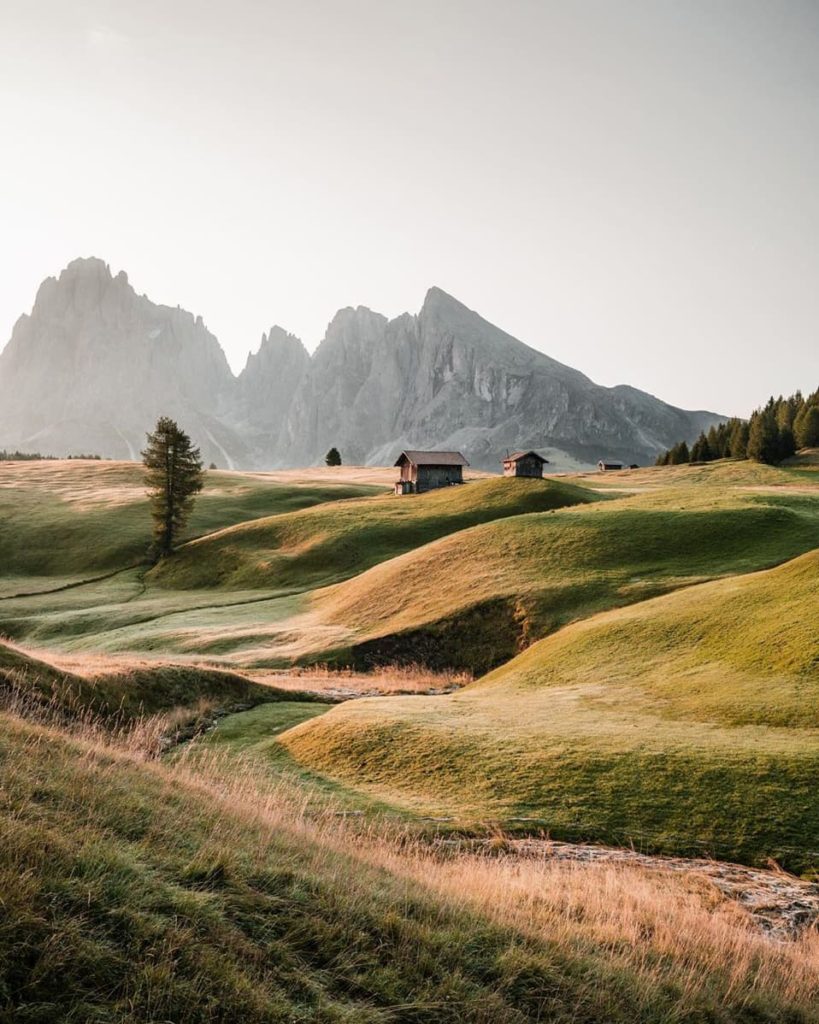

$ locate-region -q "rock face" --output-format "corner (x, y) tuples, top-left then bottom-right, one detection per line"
(0, 261), (723, 470)
(232, 326), (310, 464)
(0, 258), (249, 468)
(271, 287), (721, 470)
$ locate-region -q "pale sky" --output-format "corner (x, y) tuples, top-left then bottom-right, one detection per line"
(2, 0), (818, 416)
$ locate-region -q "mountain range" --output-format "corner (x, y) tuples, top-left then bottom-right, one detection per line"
(0, 258), (723, 470)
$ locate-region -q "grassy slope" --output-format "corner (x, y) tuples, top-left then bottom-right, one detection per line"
(6, 464), (819, 668)
(283, 549), (819, 872)
(0, 477), (596, 657)
(0, 640), (296, 720)
(149, 477), (599, 591)
(0, 459), (381, 587)
(2, 710), (815, 1024)
(307, 472), (819, 671)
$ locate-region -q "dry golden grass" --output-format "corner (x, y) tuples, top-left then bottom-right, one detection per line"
(2, 688), (817, 1019)
(244, 661), (472, 697)
(249, 464), (493, 487)
(172, 746), (819, 1009)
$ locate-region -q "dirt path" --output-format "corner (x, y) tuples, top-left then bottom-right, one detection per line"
(479, 836), (819, 939)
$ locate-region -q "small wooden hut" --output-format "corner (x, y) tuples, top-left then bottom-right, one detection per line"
(502, 450), (549, 478)
(597, 459), (624, 472)
(394, 450), (468, 495)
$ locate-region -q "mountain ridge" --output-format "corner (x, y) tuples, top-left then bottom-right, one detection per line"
(0, 258), (723, 470)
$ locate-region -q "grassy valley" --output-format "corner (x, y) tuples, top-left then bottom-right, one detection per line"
(1, 455), (818, 1020)
(283, 547), (819, 870)
(0, 459), (380, 593)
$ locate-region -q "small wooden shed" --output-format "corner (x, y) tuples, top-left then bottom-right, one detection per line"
(597, 459), (624, 472)
(502, 450), (549, 478)
(394, 450), (469, 494)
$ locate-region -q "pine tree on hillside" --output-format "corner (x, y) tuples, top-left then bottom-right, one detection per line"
(668, 440), (690, 465)
(142, 417), (204, 560)
(778, 424), (797, 462)
(690, 433), (711, 462)
(729, 420), (750, 459)
(325, 447), (342, 466)
(747, 410), (780, 465)
(795, 404), (819, 449)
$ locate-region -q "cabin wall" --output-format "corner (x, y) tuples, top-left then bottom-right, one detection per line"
(415, 465), (463, 492)
(516, 456), (543, 478)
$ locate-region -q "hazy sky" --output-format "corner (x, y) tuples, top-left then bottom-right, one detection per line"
(2, 0), (818, 416)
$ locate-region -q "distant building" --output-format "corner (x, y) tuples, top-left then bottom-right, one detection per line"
(502, 450), (549, 478)
(394, 450), (468, 495)
(598, 459), (624, 472)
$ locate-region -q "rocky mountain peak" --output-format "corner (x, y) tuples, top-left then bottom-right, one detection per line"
(243, 325), (308, 372)
(1, 261), (725, 471)
(421, 285), (470, 315)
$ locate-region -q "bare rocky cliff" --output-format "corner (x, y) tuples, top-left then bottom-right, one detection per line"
(0, 261), (722, 470)
(231, 326), (310, 464)
(0, 258), (249, 467)
(270, 286), (721, 471)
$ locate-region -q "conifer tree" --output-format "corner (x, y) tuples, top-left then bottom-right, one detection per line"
(142, 417), (204, 559)
(690, 433), (710, 462)
(729, 420), (749, 459)
(668, 440), (690, 465)
(778, 424), (796, 462)
(747, 410), (780, 465)
(325, 447), (342, 466)
(795, 405), (819, 448)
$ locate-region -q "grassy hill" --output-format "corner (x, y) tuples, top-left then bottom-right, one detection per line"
(5, 464), (819, 670)
(2, 457), (819, 1019)
(149, 476), (599, 591)
(0, 459), (381, 591)
(1, 706), (816, 1023)
(0, 640), (295, 721)
(306, 480), (819, 671)
(283, 548), (819, 872)
(0, 476), (597, 658)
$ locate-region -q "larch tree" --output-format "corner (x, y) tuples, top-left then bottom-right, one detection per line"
(142, 417), (204, 560)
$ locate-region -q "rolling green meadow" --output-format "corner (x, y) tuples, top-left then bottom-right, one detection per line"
(1, 455), (818, 1021)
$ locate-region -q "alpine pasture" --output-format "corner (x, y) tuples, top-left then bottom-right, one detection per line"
(1, 455), (818, 1022)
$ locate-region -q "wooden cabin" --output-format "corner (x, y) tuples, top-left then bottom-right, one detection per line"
(394, 450), (468, 494)
(502, 450), (549, 478)
(597, 459), (624, 472)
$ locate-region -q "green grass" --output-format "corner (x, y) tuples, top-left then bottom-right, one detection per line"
(6, 470), (819, 671)
(2, 459), (819, 1020)
(0, 477), (597, 659)
(196, 700), (330, 751)
(1, 710), (815, 1023)
(282, 548), (819, 872)
(306, 482), (819, 672)
(0, 459), (381, 584)
(0, 640), (299, 721)
(149, 476), (599, 591)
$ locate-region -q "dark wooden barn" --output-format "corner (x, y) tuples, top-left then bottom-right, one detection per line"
(394, 450), (468, 495)
(502, 450), (549, 478)
(597, 459), (624, 472)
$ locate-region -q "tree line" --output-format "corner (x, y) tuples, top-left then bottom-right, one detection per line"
(0, 450), (102, 461)
(657, 388), (819, 467)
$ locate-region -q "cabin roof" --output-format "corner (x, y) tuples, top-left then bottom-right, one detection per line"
(598, 459), (623, 466)
(394, 450), (469, 467)
(503, 450), (549, 464)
